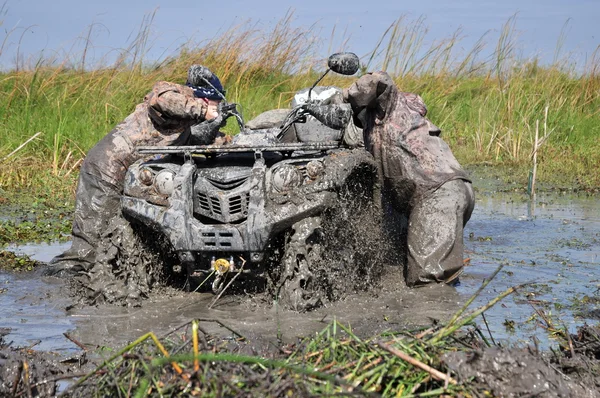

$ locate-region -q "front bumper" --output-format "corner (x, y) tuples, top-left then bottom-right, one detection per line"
(122, 160), (334, 266)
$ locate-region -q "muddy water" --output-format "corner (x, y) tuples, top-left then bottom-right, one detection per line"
(0, 242), (74, 352)
(461, 190), (600, 346)
(1, 191), (598, 353)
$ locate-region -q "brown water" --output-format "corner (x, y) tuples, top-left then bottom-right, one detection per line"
(460, 190), (600, 346)
(1, 190), (598, 354)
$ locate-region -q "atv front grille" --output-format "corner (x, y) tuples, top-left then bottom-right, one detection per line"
(201, 231), (234, 247)
(195, 190), (250, 223)
(229, 192), (250, 216)
(198, 193), (222, 215)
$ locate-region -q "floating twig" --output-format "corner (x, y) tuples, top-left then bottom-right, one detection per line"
(195, 318), (247, 341)
(63, 332), (88, 351)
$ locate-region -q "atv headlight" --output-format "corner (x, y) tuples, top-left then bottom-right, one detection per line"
(155, 170), (175, 195)
(272, 164), (303, 192)
(139, 168), (154, 186)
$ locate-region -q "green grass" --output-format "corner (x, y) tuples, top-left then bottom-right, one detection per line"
(0, 13), (598, 200)
(59, 280), (522, 397)
(62, 320), (478, 397)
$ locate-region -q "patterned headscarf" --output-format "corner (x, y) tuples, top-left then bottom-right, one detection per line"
(186, 65), (226, 100)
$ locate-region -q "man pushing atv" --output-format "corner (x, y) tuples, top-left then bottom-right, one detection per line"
(44, 66), (228, 277)
(344, 71), (475, 287)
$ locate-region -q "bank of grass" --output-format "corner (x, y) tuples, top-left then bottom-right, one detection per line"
(58, 279), (590, 397)
(63, 320), (478, 397)
(0, 249), (42, 271)
(0, 14), (598, 199)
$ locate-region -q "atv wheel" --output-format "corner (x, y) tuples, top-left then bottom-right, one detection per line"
(80, 216), (179, 305)
(274, 217), (324, 312)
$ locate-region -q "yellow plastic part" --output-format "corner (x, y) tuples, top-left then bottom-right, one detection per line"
(213, 258), (231, 275)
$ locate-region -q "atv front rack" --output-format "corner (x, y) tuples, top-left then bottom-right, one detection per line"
(136, 142), (341, 155)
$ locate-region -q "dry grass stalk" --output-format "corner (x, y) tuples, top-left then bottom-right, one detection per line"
(377, 341), (457, 384)
(1, 132), (42, 163)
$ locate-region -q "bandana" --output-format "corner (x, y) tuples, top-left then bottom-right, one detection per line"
(186, 73), (225, 100)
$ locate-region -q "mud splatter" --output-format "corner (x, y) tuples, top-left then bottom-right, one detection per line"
(268, 167), (390, 311)
(67, 216), (181, 307)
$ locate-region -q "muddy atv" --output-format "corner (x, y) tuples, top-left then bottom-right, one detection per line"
(121, 53), (381, 311)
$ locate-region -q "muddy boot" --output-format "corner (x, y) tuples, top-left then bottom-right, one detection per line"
(405, 180), (474, 287)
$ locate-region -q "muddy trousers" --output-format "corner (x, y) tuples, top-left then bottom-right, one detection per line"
(49, 172), (121, 273)
(404, 179), (475, 287)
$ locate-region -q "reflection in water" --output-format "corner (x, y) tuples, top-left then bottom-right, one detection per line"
(528, 194), (536, 219)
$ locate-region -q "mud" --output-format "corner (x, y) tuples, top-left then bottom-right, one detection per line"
(67, 216), (180, 307)
(271, 184), (388, 311)
(59, 267), (457, 350)
(0, 332), (79, 397)
(442, 324), (600, 397)
(1, 178), (599, 395)
(1, 188), (598, 350)
(443, 345), (596, 397)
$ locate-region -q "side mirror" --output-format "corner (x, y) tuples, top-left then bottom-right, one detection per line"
(327, 52), (360, 76)
(303, 52), (360, 105)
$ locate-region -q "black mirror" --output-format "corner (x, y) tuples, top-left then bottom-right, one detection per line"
(303, 52), (360, 106)
(327, 52), (360, 76)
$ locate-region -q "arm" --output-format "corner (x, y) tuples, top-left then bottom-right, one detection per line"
(302, 103), (353, 130)
(343, 72), (397, 128)
(146, 81), (207, 123)
(189, 112), (224, 145)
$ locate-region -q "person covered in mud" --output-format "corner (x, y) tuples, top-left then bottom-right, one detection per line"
(44, 66), (227, 276)
(344, 71), (475, 287)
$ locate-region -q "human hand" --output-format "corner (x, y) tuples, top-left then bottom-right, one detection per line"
(206, 99), (221, 120)
(213, 132), (232, 145)
(199, 98), (221, 120)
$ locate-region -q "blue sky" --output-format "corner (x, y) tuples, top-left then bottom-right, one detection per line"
(1, 0), (598, 70)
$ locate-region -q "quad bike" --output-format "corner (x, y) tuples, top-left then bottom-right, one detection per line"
(121, 53), (381, 311)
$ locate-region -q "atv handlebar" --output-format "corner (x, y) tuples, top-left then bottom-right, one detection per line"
(220, 102), (245, 130)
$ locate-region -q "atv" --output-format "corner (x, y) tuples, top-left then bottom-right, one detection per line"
(121, 53), (381, 311)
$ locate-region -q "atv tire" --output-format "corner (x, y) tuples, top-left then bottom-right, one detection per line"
(274, 217), (324, 312)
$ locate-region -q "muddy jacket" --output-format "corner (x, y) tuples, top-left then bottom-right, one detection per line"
(83, 81), (209, 187)
(344, 72), (470, 207)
